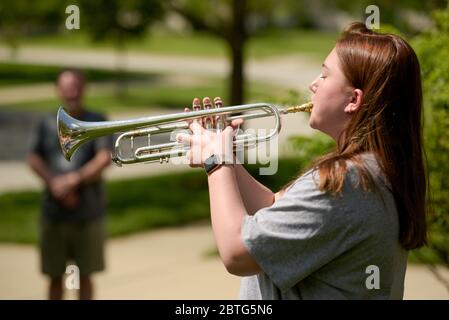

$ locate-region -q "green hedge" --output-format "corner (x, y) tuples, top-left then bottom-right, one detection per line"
(411, 1), (449, 266)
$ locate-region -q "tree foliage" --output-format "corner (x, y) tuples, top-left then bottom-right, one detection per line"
(0, 1), (63, 48)
(78, 0), (164, 46)
(413, 1), (449, 266)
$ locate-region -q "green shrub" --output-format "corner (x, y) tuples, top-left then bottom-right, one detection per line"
(412, 1), (449, 266)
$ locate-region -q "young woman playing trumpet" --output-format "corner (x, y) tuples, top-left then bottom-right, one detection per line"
(176, 22), (428, 300)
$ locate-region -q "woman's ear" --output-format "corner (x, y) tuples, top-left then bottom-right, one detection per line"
(344, 89), (363, 114)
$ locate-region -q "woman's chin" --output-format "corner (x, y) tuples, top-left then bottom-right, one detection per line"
(309, 117), (318, 130)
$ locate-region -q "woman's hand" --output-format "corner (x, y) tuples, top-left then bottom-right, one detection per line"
(176, 97), (243, 168)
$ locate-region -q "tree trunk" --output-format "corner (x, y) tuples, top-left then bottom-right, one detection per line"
(229, 0), (246, 106)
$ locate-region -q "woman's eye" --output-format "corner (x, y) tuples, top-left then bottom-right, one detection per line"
(319, 74), (327, 79)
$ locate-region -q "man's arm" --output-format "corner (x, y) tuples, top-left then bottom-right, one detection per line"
(27, 153), (53, 185)
(77, 149), (111, 184)
(27, 149), (111, 199)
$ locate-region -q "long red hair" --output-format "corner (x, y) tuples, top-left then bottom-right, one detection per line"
(298, 22), (428, 250)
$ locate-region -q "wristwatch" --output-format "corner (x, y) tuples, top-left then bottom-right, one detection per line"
(204, 154), (224, 175)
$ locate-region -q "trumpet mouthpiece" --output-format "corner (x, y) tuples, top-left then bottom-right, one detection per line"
(286, 102), (313, 114)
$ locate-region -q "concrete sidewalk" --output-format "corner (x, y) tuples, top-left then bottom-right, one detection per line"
(0, 222), (447, 300)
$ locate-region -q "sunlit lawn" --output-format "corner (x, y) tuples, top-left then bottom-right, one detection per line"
(0, 29), (333, 112)
(0, 62), (153, 87)
(0, 81), (298, 113)
(0, 81), (231, 113)
(0, 150), (442, 265)
(0, 63), (305, 113)
(0, 158), (307, 244)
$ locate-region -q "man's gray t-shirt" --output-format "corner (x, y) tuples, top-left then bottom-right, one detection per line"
(30, 110), (113, 222)
(240, 153), (408, 300)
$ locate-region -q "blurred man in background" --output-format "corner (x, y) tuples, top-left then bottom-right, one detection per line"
(27, 69), (112, 300)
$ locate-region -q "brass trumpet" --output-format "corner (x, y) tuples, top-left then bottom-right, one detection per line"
(57, 101), (313, 166)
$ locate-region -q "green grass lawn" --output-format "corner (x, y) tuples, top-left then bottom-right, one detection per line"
(0, 134), (333, 244)
(18, 29), (337, 60)
(0, 62), (156, 88)
(0, 29), (333, 112)
(0, 70), (305, 113)
(0, 158), (306, 244)
(0, 134), (443, 265)
(0, 82), (229, 113)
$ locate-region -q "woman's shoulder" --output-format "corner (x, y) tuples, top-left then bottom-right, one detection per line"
(347, 152), (391, 190)
(288, 152), (390, 195)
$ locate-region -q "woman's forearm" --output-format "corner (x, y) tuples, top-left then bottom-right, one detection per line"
(207, 164), (260, 275)
(207, 165), (246, 257)
(233, 162), (274, 215)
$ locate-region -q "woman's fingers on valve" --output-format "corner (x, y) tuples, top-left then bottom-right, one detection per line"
(192, 97), (201, 111)
(192, 97), (204, 127)
(214, 96), (223, 106)
(183, 107), (193, 126)
(213, 96), (224, 129)
(213, 96), (243, 129)
(203, 96), (214, 129)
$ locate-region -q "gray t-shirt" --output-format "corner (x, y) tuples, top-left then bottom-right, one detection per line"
(30, 110), (113, 222)
(240, 153), (408, 300)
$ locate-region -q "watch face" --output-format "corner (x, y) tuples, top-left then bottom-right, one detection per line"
(205, 154), (220, 174)
(205, 154), (218, 165)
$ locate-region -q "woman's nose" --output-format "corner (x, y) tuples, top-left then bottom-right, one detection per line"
(309, 79), (318, 93)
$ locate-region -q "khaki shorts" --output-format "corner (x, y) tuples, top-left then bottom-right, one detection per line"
(39, 217), (105, 278)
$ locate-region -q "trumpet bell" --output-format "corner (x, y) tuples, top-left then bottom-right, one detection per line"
(57, 107), (87, 161)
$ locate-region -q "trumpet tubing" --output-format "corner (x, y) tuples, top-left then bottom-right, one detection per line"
(57, 101), (313, 165)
